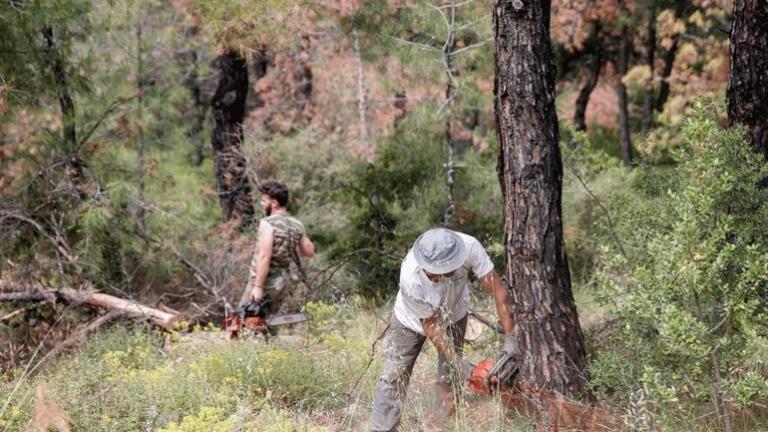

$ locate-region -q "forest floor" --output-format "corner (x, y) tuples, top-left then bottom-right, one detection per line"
(2, 290), (607, 431)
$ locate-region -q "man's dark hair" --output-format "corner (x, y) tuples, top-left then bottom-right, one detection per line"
(259, 181), (289, 207)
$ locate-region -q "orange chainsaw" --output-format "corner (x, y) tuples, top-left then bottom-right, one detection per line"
(222, 295), (312, 339)
(468, 351), (520, 394)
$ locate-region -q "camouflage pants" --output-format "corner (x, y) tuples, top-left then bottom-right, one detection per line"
(265, 270), (305, 314)
(370, 314), (467, 432)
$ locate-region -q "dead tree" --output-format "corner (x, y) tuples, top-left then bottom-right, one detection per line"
(494, 0), (588, 399)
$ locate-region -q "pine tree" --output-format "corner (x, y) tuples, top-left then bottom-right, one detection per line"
(494, 0), (588, 398)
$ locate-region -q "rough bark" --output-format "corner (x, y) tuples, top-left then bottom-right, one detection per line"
(641, 7), (656, 133)
(727, 0), (768, 158)
(573, 27), (603, 132)
(494, 0), (588, 398)
(211, 51), (254, 224)
(617, 25), (634, 166)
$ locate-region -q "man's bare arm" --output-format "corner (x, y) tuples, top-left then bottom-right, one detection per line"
(250, 220), (274, 300)
(479, 269), (514, 335)
(299, 233), (315, 258)
(422, 315), (458, 365)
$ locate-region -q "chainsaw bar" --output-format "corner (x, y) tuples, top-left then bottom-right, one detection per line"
(267, 312), (312, 326)
(486, 352), (520, 389)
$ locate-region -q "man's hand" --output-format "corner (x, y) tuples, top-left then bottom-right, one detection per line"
(250, 285), (264, 302)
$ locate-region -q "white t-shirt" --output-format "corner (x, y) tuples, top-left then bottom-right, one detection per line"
(393, 232), (494, 334)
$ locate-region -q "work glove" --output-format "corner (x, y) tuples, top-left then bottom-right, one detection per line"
(501, 334), (520, 357)
(486, 335), (522, 389)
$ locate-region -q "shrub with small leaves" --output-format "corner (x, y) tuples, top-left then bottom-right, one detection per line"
(590, 101), (768, 424)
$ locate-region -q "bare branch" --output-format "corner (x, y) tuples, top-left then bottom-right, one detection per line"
(78, 96), (136, 149)
(428, 2), (451, 31)
(451, 38), (492, 56)
(392, 37), (439, 52)
(30, 310), (124, 374)
(0, 290), (55, 302)
(168, 245), (233, 312)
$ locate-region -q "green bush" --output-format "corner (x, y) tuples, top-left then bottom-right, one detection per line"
(589, 102), (768, 425)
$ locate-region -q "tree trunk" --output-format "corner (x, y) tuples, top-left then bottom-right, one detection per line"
(393, 90), (408, 129)
(135, 21), (148, 248)
(352, 28), (371, 158)
(617, 25), (634, 166)
(727, 0), (768, 158)
(292, 36), (313, 128)
(211, 50), (254, 225)
(248, 45), (270, 112)
(185, 50), (208, 167)
(42, 25), (84, 184)
(442, 4), (458, 228)
(655, 33), (679, 112)
(641, 7), (656, 133)
(573, 27), (603, 132)
(494, 0), (588, 399)
(655, 0), (687, 113)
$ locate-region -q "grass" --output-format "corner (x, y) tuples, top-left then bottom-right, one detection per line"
(0, 298), (539, 431)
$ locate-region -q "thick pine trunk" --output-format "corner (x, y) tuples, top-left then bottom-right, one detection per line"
(727, 0), (768, 158)
(617, 26), (634, 166)
(494, 0), (588, 398)
(211, 51), (254, 225)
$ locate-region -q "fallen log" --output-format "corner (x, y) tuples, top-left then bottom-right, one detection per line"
(0, 280), (181, 330)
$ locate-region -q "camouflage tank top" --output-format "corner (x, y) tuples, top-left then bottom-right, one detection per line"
(264, 214), (305, 280)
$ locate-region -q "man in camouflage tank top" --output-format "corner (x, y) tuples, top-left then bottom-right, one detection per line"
(244, 181), (315, 311)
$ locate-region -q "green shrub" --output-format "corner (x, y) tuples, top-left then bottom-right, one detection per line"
(590, 102), (768, 425)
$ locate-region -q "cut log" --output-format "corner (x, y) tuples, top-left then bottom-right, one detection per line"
(59, 288), (179, 329)
(0, 280), (181, 330)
